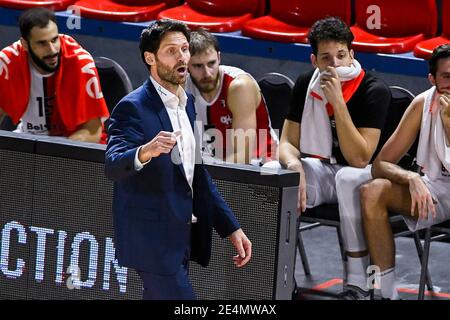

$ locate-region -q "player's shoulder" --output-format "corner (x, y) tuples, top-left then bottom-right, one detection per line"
(223, 66), (257, 92)
(221, 65), (247, 79)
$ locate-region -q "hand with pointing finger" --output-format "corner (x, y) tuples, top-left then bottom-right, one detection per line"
(138, 131), (181, 163)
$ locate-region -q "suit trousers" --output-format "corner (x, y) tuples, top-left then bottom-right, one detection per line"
(137, 247), (195, 300)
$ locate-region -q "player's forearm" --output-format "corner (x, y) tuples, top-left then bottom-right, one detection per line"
(279, 140), (302, 170)
(68, 127), (101, 143)
(227, 139), (252, 164)
(333, 102), (373, 167)
(69, 118), (103, 143)
(372, 159), (418, 185)
(226, 129), (257, 164)
(225, 150), (247, 164)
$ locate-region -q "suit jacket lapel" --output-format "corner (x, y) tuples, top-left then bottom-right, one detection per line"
(144, 78), (173, 132)
(186, 96), (196, 130)
(186, 94), (203, 166)
(144, 78), (188, 182)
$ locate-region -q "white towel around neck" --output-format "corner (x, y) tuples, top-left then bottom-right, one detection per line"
(300, 59), (362, 162)
(416, 86), (450, 180)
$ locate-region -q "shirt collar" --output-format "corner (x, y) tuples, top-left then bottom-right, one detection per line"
(150, 75), (187, 110)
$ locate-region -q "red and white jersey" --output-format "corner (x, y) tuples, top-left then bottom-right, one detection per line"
(186, 65), (278, 161)
(14, 63), (64, 135)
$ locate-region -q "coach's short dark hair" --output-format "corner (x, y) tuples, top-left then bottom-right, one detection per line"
(19, 7), (57, 41)
(189, 28), (220, 56)
(139, 19), (190, 70)
(307, 17), (354, 56)
(429, 44), (450, 77)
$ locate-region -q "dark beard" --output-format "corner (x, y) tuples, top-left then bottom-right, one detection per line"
(191, 74), (219, 94)
(27, 41), (60, 73)
(155, 56), (186, 87)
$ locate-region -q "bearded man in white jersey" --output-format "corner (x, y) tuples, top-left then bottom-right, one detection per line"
(185, 29), (278, 165)
(0, 8), (109, 143)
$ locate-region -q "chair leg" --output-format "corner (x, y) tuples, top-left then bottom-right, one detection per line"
(418, 228), (432, 300)
(335, 226), (349, 289)
(297, 225), (311, 276)
(413, 231), (433, 291)
(335, 226), (346, 262)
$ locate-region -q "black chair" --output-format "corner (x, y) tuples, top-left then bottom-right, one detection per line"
(418, 216), (450, 299)
(296, 85), (434, 295)
(0, 115), (16, 131)
(257, 72), (295, 138)
(94, 56), (133, 130)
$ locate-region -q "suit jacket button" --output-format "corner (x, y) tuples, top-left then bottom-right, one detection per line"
(187, 190), (192, 197)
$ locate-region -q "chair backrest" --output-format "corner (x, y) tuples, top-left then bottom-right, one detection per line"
(0, 0), (77, 10)
(187, 0), (260, 17)
(94, 57), (133, 116)
(270, 0), (352, 27)
(113, 0), (165, 5)
(0, 115), (16, 131)
(443, 0), (450, 36)
(372, 85), (419, 169)
(257, 72), (295, 138)
(354, 0), (437, 38)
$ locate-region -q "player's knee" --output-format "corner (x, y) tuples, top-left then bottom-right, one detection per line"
(360, 179), (389, 220)
(335, 166), (370, 191)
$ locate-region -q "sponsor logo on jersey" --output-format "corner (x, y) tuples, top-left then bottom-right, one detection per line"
(220, 115), (232, 125)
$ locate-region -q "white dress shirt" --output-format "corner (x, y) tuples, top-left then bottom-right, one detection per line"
(134, 76), (197, 222)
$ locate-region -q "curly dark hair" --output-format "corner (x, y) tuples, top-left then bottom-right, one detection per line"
(307, 17), (354, 56)
(429, 43), (450, 77)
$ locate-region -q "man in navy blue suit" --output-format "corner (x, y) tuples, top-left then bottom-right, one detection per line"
(105, 20), (252, 300)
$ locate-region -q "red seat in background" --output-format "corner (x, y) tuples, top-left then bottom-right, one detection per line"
(351, 0), (438, 54)
(157, 0), (265, 32)
(0, 0), (76, 10)
(414, 0), (450, 59)
(242, 0), (351, 43)
(72, 0), (180, 22)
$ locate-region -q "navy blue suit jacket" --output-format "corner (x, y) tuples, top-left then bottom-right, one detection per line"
(105, 79), (240, 275)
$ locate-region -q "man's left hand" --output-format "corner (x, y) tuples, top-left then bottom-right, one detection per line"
(320, 66), (345, 109)
(228, 228), (252, 267)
